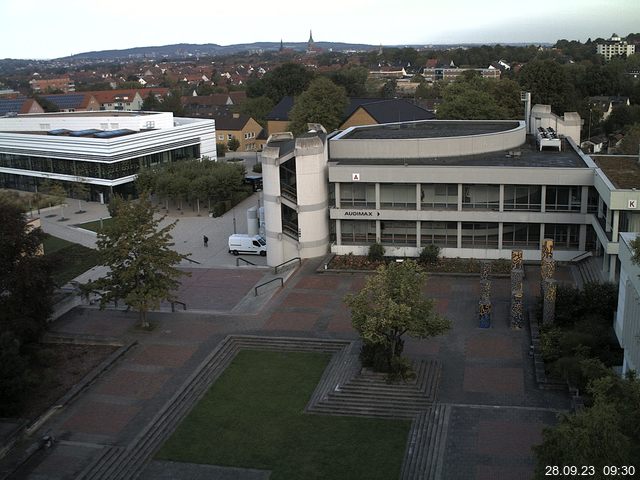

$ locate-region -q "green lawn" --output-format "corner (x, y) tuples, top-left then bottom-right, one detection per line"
(43, 235), (100, 286)
(76, 217), (113, 232)
(156, 350), (411, 480)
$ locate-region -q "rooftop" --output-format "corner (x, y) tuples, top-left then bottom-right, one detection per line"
(338, 120), (521, 140)
(17, 111), (159, 118)
(331, 137), (588, 168)
(592, 155), (640, 189)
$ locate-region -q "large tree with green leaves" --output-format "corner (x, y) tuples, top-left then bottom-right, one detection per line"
(246, 63), (315, 103)
(0, 201), (55, 415)
(517, 59), (577, 114)
(344, 260), (450, 373)
(84, 195), (190, 328)
(533, 372), (640, 478)
(288, 77), (348, 134)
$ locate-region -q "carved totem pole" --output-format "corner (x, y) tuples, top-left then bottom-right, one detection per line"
(479, 261), (492, 328)
(510, 249), (524, 329)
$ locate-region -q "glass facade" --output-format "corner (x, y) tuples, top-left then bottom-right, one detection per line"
(503, 185), (542, 211)
(380, 221), (416, 245)
(0, 145), (199, 181)
(420, 221), (458, 247)
(380, 184), (416, 209)
(340, 183), (376, 208)
(545, 186), (581, 212)
(502, 223), (540, 248)
(421, 184), (457, 210)
(546, 224), (579, 249)
(462, 185), (500, 210)
(341, 220), (376, 245)
(461, 222), (500, 248)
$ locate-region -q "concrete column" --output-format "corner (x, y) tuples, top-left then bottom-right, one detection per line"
(580, 185), (588, 214)
(376, 220), (381, 243)
(457, 184), (463, 211)
(540, 185), (546, 213)
(457, 221), (462, 249)
(539, 223), (545, 249)
(579, 224), (587, 251)
(606, 207), (612, 233)
(609, 254), (617, 282)
(416, 221), (421, 249)
(498, 222), (504, 250)
(499, 184), (504, 213)
(602, 253), (609, 274)
(335, 183), (341, 209)
(416, 184), (421, 211)
(612, 210), (620, 239)
(375, 183), (380, 210)
(335, 219), (342, 246)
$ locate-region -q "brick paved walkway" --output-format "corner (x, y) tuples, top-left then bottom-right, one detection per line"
(1, 260), (573, 479)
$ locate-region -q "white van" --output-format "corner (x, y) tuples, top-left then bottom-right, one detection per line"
(228, 234), (267, 256)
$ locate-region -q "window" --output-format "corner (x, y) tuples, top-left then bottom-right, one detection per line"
(218, 135), (224, 140)
(462, 184), (499, 210)
(227, 134), (233, 140)
(503, 185), (542, 211)
(461, 223), (499, 248)
(546, 186), (581, 212)
(380, 221), (416, 245)
(502, 223), (540, 248)
(546, 224), (579, 249)
(341, 220), (376, 245)
(340, 183), (376, 208)
(421, 184), (457, 210)
(421, 221), (457, 247)
(380, 184), (416, 209)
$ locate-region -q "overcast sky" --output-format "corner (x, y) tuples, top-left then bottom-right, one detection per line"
(1, 0), (638, 59)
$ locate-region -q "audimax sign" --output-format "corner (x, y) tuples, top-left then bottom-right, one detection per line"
(343, 210), (381, 217)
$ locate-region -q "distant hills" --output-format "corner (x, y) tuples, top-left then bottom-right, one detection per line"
(60, 41), (552, 61)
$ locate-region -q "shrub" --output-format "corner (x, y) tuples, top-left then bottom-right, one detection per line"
(368, 242), (385, 262)
(216, 142), (227, 157)
(419, 244), (440, 265)
(252, 162), (262, 173)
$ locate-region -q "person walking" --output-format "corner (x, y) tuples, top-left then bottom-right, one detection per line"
(203, 235), (209, 247)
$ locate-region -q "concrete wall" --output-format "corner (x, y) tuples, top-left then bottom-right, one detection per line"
(330, 121), (526, 159)
(529, 105), (581, 143)
(0, 111), (175, 131)
(615, 233), (640, 374)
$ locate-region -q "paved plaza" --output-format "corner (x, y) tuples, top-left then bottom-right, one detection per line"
(1, 204), (573, 478)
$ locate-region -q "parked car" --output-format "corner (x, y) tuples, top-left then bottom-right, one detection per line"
(228, 234), (267, 256)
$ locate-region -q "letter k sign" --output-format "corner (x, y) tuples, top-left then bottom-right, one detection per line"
(629, 199), (638, 209)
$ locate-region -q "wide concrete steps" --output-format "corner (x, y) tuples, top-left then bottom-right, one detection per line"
(308, 360), (441, 419)
(400, 404), (452, 480)
(76, 335), (350, 480)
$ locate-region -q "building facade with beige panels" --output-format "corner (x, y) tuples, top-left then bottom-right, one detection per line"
(260, 108), (640, 280)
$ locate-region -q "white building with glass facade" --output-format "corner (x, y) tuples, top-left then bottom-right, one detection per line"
(0, 111), (216, 201)
(261, 107), (640, 281)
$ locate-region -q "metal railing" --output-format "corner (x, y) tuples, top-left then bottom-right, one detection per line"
(274, 257), (301, 274)
(569, 251), (593, 263)
(236, 257), (257, 266)
(254, 277), (283, 296)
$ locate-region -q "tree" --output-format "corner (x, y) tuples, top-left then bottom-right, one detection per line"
(380, 79), (397, 98)
(618, 123), (640, 154)
(142, 91), (161, 111)
(438, 79), (507, 120)
(216, 142), (228, 157)
(0, 201), (54, 415)
(40, 180), (67, 219)
(288, 77), (348, 134)
(247, 63), (315, 103)
(329, 66), (369, 97)
(227, 137), (240, 152)
(84, 195), (190, 328)
(239, 95), (274, 128)
(533, 373), (640, 478)
(344, 260), (451, 374)
(517, 59), (577, 113)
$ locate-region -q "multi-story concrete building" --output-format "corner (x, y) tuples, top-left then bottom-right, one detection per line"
(614, 232), (640, 375)
(596, 33), (636, 61)
(0, 111), (216, 202)
(261, 106), (640, 281)
(422, 66), (501, 82)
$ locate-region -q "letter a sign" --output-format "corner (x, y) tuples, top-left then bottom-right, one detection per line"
(352, 173), (360, 181)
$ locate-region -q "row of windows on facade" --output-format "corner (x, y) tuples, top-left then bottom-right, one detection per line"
(332, 183), (597, 213)
(337, 220), (593, 250)
(0, 147), (198, 180)
(217, 132), (256, 141)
